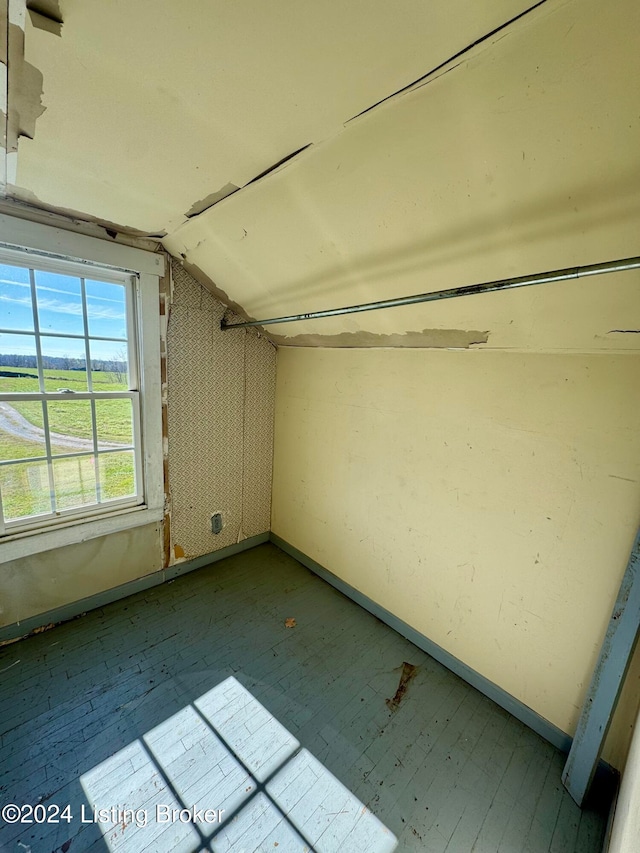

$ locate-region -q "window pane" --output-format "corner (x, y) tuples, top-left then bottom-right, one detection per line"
(34, 270), (84, 336)
(0, 333), (40, 391)
(99, 451), (136, 501)
(0, 263), (33, 331)
(53, 455), (97, 510)
(40, 336), (88, 390)
(95, 398), (133, 446)
(90, 339), (129, 388)
(0, 460), (52, 521)
(86, 280), (127, 340)
(46, 399), (94, 455)
(0, 399), (46, 460)
(90, 361), (116, 390)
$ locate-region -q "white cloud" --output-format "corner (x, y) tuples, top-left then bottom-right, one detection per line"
(0, 277), (125, 305)
(0, 292), (126, 323)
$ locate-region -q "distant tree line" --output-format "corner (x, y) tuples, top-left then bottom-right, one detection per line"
(0, 353), (127, 373)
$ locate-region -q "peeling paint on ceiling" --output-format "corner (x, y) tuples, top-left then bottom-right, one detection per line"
(4, 0), (640, 349)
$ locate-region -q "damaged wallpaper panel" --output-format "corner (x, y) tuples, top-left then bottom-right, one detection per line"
(166, 262), (275, 560)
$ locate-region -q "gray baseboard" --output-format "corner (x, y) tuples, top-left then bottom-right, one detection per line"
(0, 529), (617, 799)
(270, 533), (573, 753)
(269, 533), (619, 800)
(0, 532), (269, 644)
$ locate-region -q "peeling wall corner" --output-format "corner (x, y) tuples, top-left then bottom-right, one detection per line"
(170, 255), (278, 345)
(7, 21), (46, 151)
(222, 307), (277, 349)
(159, 259), (172, 569)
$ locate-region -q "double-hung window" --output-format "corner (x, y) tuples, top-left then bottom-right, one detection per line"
(0, 215), (164, 559)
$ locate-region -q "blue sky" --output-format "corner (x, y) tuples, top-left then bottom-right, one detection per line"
(0, 264), (128, 361)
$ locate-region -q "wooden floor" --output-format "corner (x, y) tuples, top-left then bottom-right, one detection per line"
(0, 544), (609, 852)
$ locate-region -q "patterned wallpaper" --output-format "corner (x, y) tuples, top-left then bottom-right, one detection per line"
(166, 261), (276, 559)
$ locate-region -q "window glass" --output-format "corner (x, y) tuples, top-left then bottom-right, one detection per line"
(0, 257), (143, 533)
(0, 263), (33, 332)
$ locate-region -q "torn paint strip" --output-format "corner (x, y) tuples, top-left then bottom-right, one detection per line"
(270, 328), (489, 349)
(7, 21), (46, 151)
(27, 8), (61, 35)
(26, 0), (62, 35)
(186, 183), (239, 218)
(26, 0), (61, 23)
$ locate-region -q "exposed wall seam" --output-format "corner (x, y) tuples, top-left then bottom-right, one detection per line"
(183, 145), (312, 220)
(159, 257), (172, 568)
(238, 329), (247, 543)
(177, 3), (549, 226)
(244, 144), (312, 187)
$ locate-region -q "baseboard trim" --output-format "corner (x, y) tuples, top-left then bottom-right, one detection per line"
(0, 530), (617, 799)
(271, 533), (574, 749)
(0, 532), (269, 644)
(270, 534), (619, 796)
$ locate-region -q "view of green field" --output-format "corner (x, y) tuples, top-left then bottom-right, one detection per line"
(0, 366), (136, 521)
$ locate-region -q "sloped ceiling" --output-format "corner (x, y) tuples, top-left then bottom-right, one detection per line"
(6, 0), (640, 349)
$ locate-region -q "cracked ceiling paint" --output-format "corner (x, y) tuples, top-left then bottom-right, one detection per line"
(6, 0), (640, 348)
(13, 0), (534, 233)
(164, 0), (640, 350)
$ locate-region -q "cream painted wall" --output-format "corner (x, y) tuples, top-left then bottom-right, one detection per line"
(0, 522), (162, 628)
(271, 347), (640, 768)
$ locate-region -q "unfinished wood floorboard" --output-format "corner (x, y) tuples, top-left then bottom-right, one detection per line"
(0, 544), (609, 852)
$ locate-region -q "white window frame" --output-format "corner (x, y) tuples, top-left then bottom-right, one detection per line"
(0, 214), (164, 562)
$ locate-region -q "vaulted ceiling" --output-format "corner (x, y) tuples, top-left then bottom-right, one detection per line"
(3, 0), (640, 348)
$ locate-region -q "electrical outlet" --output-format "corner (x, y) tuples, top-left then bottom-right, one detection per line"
(211, 512), (223, 534)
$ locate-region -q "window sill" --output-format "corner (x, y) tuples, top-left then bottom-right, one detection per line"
(0, 504), (164, 563)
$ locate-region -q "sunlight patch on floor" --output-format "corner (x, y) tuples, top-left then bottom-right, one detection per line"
(80, 676), (397, 853)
